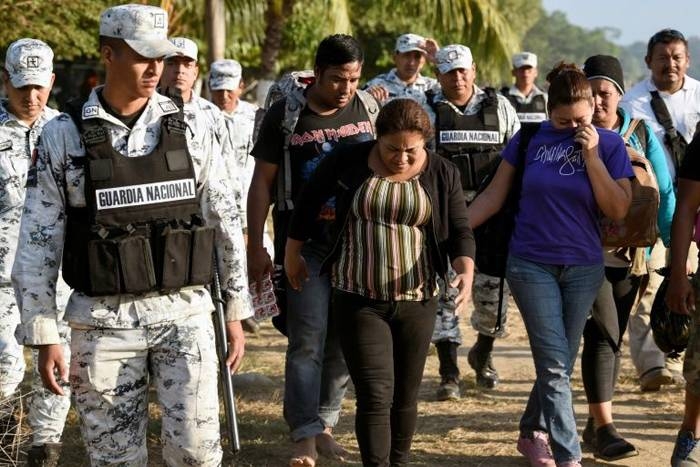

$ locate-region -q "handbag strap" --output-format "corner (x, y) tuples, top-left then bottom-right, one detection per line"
(622, 118), (642, 143)
(493, 122), (540, 333)
(649, 90), (677, 135)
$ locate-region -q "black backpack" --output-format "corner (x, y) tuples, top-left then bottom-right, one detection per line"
(472, 122), (540, 278)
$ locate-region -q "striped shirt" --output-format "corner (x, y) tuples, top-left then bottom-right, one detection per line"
(332, 174), (437, 301)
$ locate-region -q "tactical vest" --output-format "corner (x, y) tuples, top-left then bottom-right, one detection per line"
(431, 88), (505, 191)
(62, 99), (215, 296)
(501, 88), (547, 123)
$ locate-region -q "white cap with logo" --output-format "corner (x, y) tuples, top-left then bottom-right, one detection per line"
(512, 52), (537, 69)
(99, 4), (179, 59)
(395, 34), (427, 54)
(166, 37), (198, 61)
(209, 60), (242, 91)
(435, 44), (473, 74)
(4, 38), (54, 88)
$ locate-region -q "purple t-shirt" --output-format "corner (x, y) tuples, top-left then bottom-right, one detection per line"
(502, 122), (633, 265)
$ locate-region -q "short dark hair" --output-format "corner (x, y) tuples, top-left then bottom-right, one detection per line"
(545, 61), (592, 113)
(646, 29), (687, 57)
(98, 36), (127, 55)
(314, 34), (363, 73)
(376, 98), (433, 140)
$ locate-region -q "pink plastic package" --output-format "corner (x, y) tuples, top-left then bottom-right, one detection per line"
(250, 273), (280, 321)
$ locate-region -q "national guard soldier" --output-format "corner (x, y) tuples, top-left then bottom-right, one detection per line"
(208, 58), (271, 332)
(427, 44), (519, 399)
(0, 38), (70, 467)
(209, 59), (258, 196)
(209, 59), (275, 254)
(501, 52), (548, 123)
(161, 38), (249, 257)
(161, 41), (261, 335)
(364, 33), (440, 115)
(11, 5), (252, 466)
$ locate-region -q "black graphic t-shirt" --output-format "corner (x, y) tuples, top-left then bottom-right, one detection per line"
(252, 92), (375, 245)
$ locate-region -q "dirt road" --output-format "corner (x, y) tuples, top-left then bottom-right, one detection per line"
(224, 301), (684, 467)
(54, 301), (684, 466)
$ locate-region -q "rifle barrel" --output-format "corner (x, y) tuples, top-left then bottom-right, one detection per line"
(212, 264), (241, 453)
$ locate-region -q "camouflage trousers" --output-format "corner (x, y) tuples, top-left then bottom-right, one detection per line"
(0, 288), (71, 445)
(70, 313), (222, 467)
(432, 269), (510, 345)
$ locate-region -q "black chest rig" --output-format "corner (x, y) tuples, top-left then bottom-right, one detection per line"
(503, 90), (547, 123)
(62, 100), (215, 296)
(431, 88), (504, 191)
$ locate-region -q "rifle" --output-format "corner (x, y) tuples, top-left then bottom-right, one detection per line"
(211, 259), (241, 453)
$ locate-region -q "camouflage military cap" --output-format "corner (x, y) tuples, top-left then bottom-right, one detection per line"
(435, 44), (473, 74)
(166, 37), (198, 61)
(4, 38), (54, 88)
(99, 4), (179, 59)
(209, 59), (242, 91)
(512, 52), (537, 69)
(395, 33), (427, 54)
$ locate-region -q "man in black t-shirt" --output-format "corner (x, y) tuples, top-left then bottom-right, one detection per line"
(247, 34), (375, 466)
(666, 133), (700, 466)
(254, 94), (374, 247)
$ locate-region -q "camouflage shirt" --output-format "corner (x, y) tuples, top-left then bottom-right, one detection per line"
(364, 68), (439, 114)
(0, 100), (58, 288)
(184, 93), (245, 222)
(12, 87), (253, 345)
(221, 99), (258, 227)
(429, 85), (521, 143)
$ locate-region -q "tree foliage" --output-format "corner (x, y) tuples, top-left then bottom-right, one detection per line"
(522, 11), (619, 85)
(5, 0), (668, 95)
(271, 0), (528, 85)
(0, 0), (108, 60)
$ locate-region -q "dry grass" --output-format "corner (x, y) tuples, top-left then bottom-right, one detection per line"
(19, 302), (687, 466)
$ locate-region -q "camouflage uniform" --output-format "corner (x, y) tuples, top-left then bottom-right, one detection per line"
(0, 100), (73, 445)
(220, 99), (257, 227)
(12, 88), (252, 466)
(364, 69), (440, 116)
(429, 86), (520, 345)
(431, 264), (511, 344)
(220, 99), (275, 255)
(501, 84), (549, 123)
(184, 93), (245, 218)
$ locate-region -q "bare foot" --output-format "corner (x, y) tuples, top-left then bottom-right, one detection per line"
(289, 437), (317, 467)
(316, 428), (349, 462)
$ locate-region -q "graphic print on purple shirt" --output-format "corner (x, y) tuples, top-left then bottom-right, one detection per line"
(501, 122), (633, 265)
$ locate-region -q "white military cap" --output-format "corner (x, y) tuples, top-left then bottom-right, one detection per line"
(99, 4), (179, 58)
(512, 52), (538, 69)
(209, 60), (242, 91)
(4, 38), (54, 88)
(395, 34), (427, 54)
(166, 37), (198, 61)
(435, 44), (473, 74)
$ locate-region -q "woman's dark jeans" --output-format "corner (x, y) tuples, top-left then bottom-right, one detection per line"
(332, 289), (438, 467)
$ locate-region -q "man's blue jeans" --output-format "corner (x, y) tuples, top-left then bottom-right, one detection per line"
(506, 254), (604, 463)
(283, 242), (350, 442)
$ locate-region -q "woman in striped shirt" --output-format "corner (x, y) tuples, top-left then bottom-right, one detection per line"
(285, 98), (475, 467)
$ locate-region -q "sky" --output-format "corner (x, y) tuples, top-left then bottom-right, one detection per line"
(541, 0), (700, 45)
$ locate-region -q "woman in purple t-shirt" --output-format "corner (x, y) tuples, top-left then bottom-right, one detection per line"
(467, 63), (633, 467)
